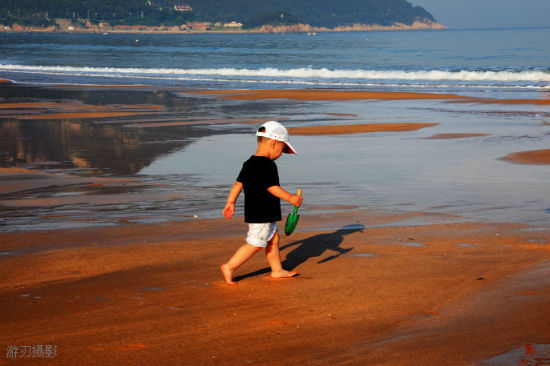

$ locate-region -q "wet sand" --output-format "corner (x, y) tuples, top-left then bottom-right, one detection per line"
(15, 112), (154, 120)
(0, 209), (549, 365)
(0, 102), (125, 110)
(0, 101), (165, 120)
(122, 118), (271, 128)
(326, 113), (358, 117)
(52, 84), (150, 89)
(500, 149), (550, 165)
(426, 133), (492, 139)
(194, 89), (550, 105)
(194, 89), (472, 101)
(287, 123), (438, 135)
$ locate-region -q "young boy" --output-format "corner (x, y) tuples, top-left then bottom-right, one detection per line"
(221, 121), (303, 286)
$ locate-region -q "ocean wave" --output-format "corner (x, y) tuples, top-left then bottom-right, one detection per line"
(1, 64), (549, 88)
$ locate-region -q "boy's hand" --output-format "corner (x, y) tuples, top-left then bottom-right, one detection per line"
(289, 193), (303, 207)
(223, 182), (242, 219)
(267, 186), (303, 207)
(223, 203), (235, 219)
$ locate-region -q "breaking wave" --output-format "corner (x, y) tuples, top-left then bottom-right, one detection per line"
(1, 63), (548, 88)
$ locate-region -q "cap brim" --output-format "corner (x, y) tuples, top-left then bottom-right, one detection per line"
(283, 141), (297, 154)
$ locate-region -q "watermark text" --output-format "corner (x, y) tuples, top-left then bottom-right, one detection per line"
(6, 344), (57, 359)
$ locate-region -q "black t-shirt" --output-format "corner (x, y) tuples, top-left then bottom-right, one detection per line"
(236, 155), (282, 223)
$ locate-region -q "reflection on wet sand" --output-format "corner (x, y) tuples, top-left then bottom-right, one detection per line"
(0, 118), (196, 175)
(0, 83), (304, 176)
(0, 83), (312, 230)
(0, 83), (254, 175)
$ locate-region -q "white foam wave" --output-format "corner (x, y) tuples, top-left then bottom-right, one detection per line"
(1, 64), (549, 89)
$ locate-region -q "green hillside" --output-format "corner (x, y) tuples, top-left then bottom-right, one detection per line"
(0, 0), (436, 28)
(185, 0), (435, 27)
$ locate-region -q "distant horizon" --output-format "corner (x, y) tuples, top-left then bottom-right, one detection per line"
(410, 0), (550, 30)
(430, 25), (550, 31)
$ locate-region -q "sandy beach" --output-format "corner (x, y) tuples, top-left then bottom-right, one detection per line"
(1, 83), (549, 364)
(1, 202), (549, 365)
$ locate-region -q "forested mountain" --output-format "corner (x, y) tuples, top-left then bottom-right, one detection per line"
(0, 0), (436, 28)
(186, 0), (435, 27)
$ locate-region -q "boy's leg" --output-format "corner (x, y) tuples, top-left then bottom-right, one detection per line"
(265, 231), (297, 279)
(221, 244), (261, 285)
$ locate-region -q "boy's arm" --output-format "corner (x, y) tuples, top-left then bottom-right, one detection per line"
(267, 185), (303, 207)
(223, 181), (243, 219)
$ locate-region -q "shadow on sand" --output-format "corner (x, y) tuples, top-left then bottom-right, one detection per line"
(233, 224), (363, 283)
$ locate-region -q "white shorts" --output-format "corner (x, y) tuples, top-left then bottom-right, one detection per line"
(246, 223), (277, 248)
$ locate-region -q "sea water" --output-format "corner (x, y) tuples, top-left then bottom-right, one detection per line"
(0, 28), (549, 230)
(1, 28), (549, 95)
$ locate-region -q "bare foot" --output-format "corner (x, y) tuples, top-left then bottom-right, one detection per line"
(270, 270), (298, 279)
(221, 264), (237, 286)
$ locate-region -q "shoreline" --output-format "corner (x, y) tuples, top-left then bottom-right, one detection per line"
(0, 20), (449, 35)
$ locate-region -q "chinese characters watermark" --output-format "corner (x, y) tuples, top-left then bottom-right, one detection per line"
(6, 344), (57, 359)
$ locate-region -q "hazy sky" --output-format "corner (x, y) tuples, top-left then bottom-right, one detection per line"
(410, 0), (550, 29)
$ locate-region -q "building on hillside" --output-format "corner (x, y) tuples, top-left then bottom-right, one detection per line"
(186, 22), (212, 31)
(114, 25), (154, 31)
(174, 3), (192, 12)
(55, 18), (72, 30)
(223, 21), (243, 29)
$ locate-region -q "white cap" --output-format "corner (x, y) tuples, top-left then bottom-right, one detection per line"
(256, 121), (297, 154)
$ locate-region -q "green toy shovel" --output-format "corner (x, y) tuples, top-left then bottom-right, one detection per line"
(285, 189), (302, 236)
